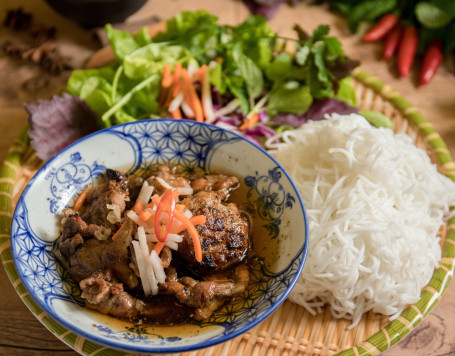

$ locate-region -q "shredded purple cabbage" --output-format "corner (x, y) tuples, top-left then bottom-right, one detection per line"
(271, 98), (359, 128)
(26, 93), (99, 161)
(245, 124), (276, 139)
(242, 0), (285, 19)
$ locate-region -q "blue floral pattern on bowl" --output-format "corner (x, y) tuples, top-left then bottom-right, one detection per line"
(11, 119), (308, 354)
(45, 152), (105, 213)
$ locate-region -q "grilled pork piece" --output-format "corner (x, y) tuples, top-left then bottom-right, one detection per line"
(56, 214), (138, 289)
(178, 191), (250, 275)
(81, 169), (129, 228)
(80, 270), (177, 321)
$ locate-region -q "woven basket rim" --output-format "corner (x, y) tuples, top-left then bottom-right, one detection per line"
(1, 68), (454, 356)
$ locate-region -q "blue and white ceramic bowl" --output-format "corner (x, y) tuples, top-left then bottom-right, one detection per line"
(11, 119), (308, 354)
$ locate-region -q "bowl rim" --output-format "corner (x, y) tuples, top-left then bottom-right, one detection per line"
(11, 118), (309, 354)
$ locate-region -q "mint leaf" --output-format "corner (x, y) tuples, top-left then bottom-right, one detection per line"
(225, 76), (250, 114)
(232, 45), (264, 100)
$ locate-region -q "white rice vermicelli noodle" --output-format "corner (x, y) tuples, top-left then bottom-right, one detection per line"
(267, 114), (455, 328)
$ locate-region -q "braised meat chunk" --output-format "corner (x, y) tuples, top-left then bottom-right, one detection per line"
(178, 191), (250, 276)
(146, 165), (191, 196)
(191, 174), (239, 199)
(159, 264), (249, 320)
(80, 270), (138, 320)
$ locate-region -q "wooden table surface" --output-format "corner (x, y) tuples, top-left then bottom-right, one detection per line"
(1, 0), (455, 355)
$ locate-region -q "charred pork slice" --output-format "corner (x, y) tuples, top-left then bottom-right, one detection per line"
(80, 270), (188, 322)
(159, 264), (249, 320)
(178, 191), (249, 275)
(191, 174), (239, 200)
(56, 214), (138, 289)
(81, 169), (129, 228)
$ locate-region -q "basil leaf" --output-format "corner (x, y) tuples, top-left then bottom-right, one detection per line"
(415, 1), (453, 29)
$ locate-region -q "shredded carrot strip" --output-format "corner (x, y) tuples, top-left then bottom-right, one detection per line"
(159, 64), (173, 105)
(170, 215), (206, 234)
(154, 241), (166, 255)
(181, 69), (204, 122)
(139, 210), (152, 221)
(161, 64), (173, 88)
(175, 204), (185, 212)
(239, 113), (260, 130)
(174, 209), (203, 262)
(173, 189), (179, 201)
(73, 187), (91, 211)
(197, 64), (207, 84)
(164, 63), (183, 107)
(170, 108), (182, 119)
(134, 201), (144, 214)
(111, 219), (127, 240)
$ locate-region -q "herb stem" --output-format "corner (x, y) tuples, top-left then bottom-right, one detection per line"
(247, 94), (269, 118)
(101, 73), (159, 126)
(111, 65), (123, 104)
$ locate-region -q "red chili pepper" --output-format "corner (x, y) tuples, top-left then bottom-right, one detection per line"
(363, 14), (399, 42)
(397, 26), (418, 77)
(154, 189), (176, 242)
(382, 25), (403, 60)
(419, 40), (443, 86)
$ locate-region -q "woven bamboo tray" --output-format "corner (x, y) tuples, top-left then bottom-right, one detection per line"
(1, 68), (455, 356)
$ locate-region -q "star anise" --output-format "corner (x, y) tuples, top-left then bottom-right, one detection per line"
(3, 7), (32, 31)
(30, 25), (57, 45)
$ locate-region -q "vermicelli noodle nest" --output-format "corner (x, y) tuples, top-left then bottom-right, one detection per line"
(267, 114), (455, 328)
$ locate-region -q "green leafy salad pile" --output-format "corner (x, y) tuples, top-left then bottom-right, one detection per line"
(27, 10), (363, 160)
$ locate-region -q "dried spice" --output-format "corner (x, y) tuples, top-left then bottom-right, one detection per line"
(2, 7), (71, 75)
(1, 40), (71, 75)
(3, 7), (32, 30)
(30, 25), (57, 45)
